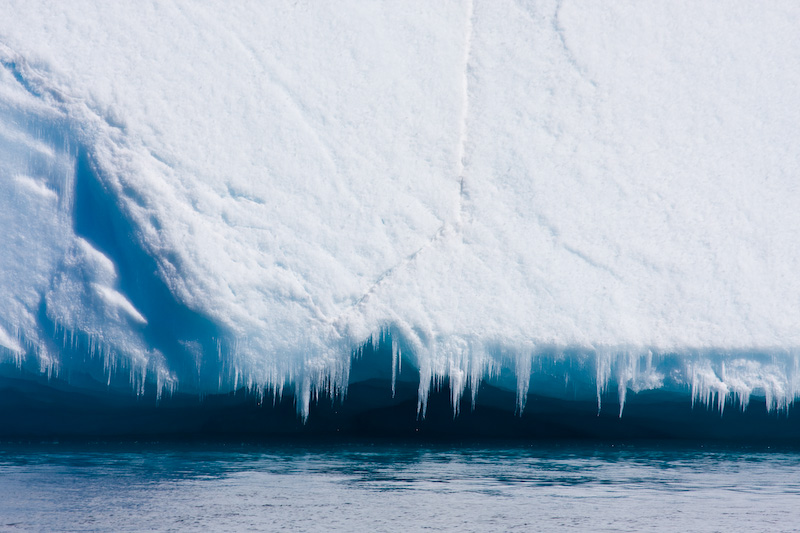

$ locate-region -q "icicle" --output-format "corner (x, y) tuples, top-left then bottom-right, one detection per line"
(616, 351), (635, 418)
(595, 349), (612, 414)
(469, 354), (483, 410)
(449, 364), (465, 417)
(417, 363), (432, 419)
(391, 338), (398, 398)
(515, 351), (532, 415)
(296, 375), (311, 422)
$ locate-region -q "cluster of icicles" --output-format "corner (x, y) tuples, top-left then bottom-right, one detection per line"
(2, 324), (799, 421)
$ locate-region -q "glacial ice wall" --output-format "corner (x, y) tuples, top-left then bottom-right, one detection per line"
(1, 0), (800, 418)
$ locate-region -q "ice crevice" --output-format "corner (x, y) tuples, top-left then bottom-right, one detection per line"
(455, 0), (474, 227)
(550, 0), (597, 87)
(332, 0), (475, 341)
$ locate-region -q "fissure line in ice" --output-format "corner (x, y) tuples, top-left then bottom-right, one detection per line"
(332, 0), (475, 340)
(455, 0), (474, 228)
(551, 0), (596, 86)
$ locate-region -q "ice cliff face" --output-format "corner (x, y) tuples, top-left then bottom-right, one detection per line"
(2, 1), (800, 417)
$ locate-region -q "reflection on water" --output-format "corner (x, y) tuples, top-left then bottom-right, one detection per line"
(1, 442), (800, 531)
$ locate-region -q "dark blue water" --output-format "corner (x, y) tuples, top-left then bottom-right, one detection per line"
(1, 442), (799, 532)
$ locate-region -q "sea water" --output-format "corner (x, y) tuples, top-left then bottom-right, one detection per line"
(1, 442), (799, 532)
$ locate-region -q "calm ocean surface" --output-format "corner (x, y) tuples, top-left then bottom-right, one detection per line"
(1, 441), (799, 532)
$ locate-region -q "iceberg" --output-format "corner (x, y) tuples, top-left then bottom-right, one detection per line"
(2, 0), (800, 436)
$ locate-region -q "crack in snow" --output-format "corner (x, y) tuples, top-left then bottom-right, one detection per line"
(562, 244), (622, 281)
(455, 0), (474, 228)
(456, 0), (473, 183)
(552, 0), (596, 87)
(332, 0), (475, 335)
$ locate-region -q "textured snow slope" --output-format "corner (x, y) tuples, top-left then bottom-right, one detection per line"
(1, 1), (800, 415)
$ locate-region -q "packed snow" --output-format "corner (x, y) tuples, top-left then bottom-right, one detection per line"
(1, 0), (800, 417)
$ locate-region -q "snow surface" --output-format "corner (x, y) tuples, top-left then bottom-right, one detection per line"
(1, 0), (800, 417)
